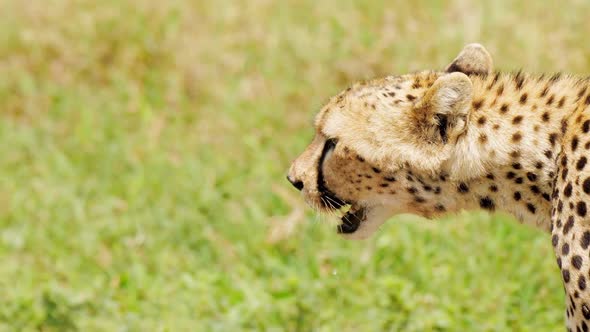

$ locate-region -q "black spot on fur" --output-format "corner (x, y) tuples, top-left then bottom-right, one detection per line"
(500, 104), (509, 113)
(565, 183), (573, 197)
(434, 203), (446, 212)
(547, 95), (554, 105)
(564, 216), (575, 235)
(577, 157), (588, 170)
(582, 231), (590, 250)
(479, 197), (495, 210)
(526, 172), (537, 182)
(526, 203), (536, 214)
(544, 150), (553, 159)
(514, 71), (525, 90)
(512, 133), (522, 142)
(549, 133), (559, 146)
(540, 86), (549, 97)
(513, 191), (522, 201)
(572, 255), (583, 270)
(477, 116), (487, 126)
(472, 99), (484, 110)
(458, 182), (469, 193)
(577, 201), (587, 217)
(572, 136), (579, 151)
(512, 116), (523, 125)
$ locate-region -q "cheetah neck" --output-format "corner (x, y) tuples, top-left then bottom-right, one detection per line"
(438, 73), (588, 231)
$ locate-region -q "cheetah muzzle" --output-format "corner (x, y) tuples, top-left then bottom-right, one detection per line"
(316, 137), (368, 234)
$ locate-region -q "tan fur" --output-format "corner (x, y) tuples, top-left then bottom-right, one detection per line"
(445, 43), (493, 75)
(288, 44), (590, 330)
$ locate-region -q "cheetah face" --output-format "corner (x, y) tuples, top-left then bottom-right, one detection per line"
(288, 127), (453, 239)
(288, 44), (493, 239)
(287, 132), (398, 239)
(288, 127), (454, 239)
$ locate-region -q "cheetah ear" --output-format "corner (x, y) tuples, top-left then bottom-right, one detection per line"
(445, 43), (493, 76)
(413, 72), (473, 143)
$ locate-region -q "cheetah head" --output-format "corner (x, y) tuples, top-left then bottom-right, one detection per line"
(287, 44), (493, 239)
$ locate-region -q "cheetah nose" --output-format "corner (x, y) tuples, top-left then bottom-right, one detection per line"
(287, 175), (304, 191)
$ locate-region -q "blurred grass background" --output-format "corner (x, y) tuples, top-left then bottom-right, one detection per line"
(2, 0), (590, 331)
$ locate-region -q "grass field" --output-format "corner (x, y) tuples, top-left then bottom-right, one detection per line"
(3, 0), (590, 331)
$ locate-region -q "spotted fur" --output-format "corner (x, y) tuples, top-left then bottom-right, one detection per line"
(288, 44), (590, 330)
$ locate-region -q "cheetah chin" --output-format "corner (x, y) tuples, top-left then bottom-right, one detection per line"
(334, 203), (394, 240)
(338, 204), (365, 234)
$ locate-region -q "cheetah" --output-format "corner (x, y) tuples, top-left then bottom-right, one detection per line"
(287, 43), (590, 330)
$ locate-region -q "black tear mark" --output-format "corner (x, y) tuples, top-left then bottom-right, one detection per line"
(316, 138), (347, 209)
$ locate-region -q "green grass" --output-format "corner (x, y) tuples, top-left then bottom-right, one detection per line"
(2, 0), (590, 330)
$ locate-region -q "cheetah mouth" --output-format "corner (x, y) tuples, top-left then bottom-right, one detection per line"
(318, 191), (365, 234)
(337, 205), (367, 234)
